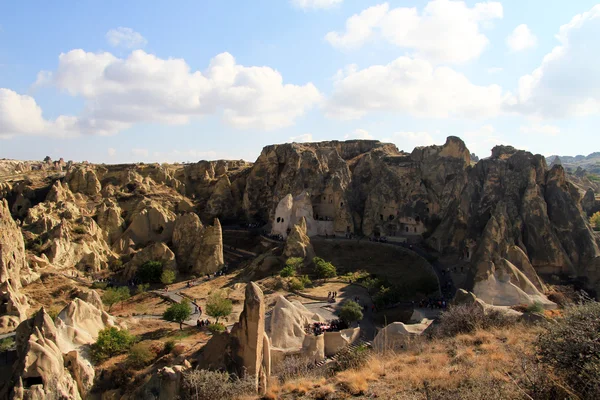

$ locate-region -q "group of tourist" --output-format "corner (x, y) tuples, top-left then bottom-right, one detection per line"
(418, 298), (449, 309)
(327, 291), (338, 300)
(369, 236), (388, 243)
(307, 319), (349, 335)
(196, 319), (211, 328)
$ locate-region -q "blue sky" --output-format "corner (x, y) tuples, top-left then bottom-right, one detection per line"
(1, 0), (600, 163)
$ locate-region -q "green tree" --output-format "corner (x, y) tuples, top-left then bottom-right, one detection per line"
(206, 290), (233, 324)
(137, 261), (163, 283)
(338, 300), (364, 324)
(102, 286), (131, 312)
(286, 257), (304, 269)
(313, 257), (337, 280)
(90, 327), (137, 363)
(136, 283), (150, 295)
(288, 277), (305, 291)
(127, 342), (155, 368)
(280, 265), (296, 277)
(161, 269), (176, 285)
(163, 300), (192, 330)
(590, 212), (600, 230)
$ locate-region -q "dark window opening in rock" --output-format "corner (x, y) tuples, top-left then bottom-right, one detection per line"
(281, 218), (284, 223)
(466, 251), (470, 258)
(388, 215), (394, 221)
(380, 214), (384, 221)
(415, 216), (421, 223)
(340, 202), (343, 207)
(304, 182), (308, 189)
(346, 226), (351, 232)
(16, 205), (22, 212)
(23, 377), (44, 388)
(276, 217), (281, 223)
(426, 207), (430, 213)
(414, 227), (417, 232)
(156, 226), (164, 234)
(405, 226), (409, 232)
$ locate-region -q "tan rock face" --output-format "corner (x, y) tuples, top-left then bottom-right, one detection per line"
(172, 213), (223, 275)
(230, 282), (268, 393)
(0, 199), (29, 330)
(119, 200), (176, 247)
(283, 217), (315, 259)
(66, 166), (102, 196)
(96, 199), (125, 245)
(123, 242), (177, 280)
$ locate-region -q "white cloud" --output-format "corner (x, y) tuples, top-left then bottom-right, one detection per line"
(325, 0), (503, 64)
(487, 67), (503, 74)
(520, 123), (560, 136)
(510, 5), (600, 118)
(345, 128), (373, 139)
(289, 133), (313, 142)
(107, 147), (116, 157)
(106, 27), (147, 49)
(506, 24), (537, 51)
(2, 49), (321, 138)
(291, 0), (342, 10)
(462, 125), (509, 157)
(390, 131), (436, 151)
(131, 148), (149, 157)
(327, 56), (506, 119)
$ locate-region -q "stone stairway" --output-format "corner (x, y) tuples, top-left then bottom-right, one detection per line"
(312, 336), (373, 369)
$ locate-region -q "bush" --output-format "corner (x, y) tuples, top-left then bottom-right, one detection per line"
(208, 323), (226, 334)
(137, 261), (163, 283)
(339, 300), (363, 324)
(127, 342), (155, 368)
(286, 257), (303, 269)
(537, 301), (600, 398)
(91, 282), (108, 290)
(102, 286), (131, 312)
(90, 327), (137, 363)
(436, 303), (517, 337)
(0, 337), (15, 351)
(288, 277), (305, 291)
(206, 290), (233, 323)
(274, 356), (316, 383)
(299, 274), (312, 288)
(313, 257), (337, 279)
(280, 265), (296, 278)
(590, 211), (600, 230)
(163, 339), (176, 354)
(160, 269), (176, 285)
(333, 344), (370, 372)
(108, 259), (123, 272)
(183, 370), (255, 400)
(526, 301), (545, 313)
(163, 300), (192, 330)
(136, 283), (150, 294)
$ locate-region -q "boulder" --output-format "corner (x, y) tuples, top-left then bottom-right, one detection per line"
(268, 295), (324, 350)
(172, 213), (223, 275)
(283, 217), (315, 259)
(119, 200), (176, 247)
(373, 320), (433, 352)
(66, 166), (101, 196)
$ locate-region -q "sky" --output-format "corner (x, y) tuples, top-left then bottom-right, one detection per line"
(1, 0), (600, 164)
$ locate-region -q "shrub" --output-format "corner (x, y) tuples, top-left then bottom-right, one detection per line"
(206, 290), (233, 323)
(299, 274), (312, 288)
(339, 300), (364, 324)
(274, 356), (316, 383)
(136, 283), (150, 294)
(102, 286), (131, 312)
(526, 301), (545, 313)
(127, 342), (155, 368)
(90, 327), (137, 363)
(436, 303), (517, 337)
(183, 370), (254, 400)
(109, 259), (123, 272)
(160, 269), (176, 285)
(163, 300), (192, 330)
(590, 211), (600, 230)
(279, 265), (296, 278)
(313, 257), (337, 279)
(91, 282), (108, 290)
(537, 301), (600, 398)
(333, 344), (370, 372)
(285, 257), (304, 269)
(163, 339), (176, 354)
(137, 261), (163, 283)
(288, 277), (304, 291)
(0, 337), (15, 351)
(208, 323), (226, 334)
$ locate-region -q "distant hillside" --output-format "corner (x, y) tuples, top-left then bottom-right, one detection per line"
(547, 152), (600, 174)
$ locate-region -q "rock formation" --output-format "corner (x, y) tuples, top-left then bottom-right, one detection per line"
(373, 319), (433, 352)
(123, 242), (177, 280)
(283, 217), (315, 259)
(118, 200), (176, 247)
(172, 213), (223, 275)
(66, 166), (102, 196)
(196, 282), (270, 394)
(96, 199), (125, 245)
(0, 199), (29, 332)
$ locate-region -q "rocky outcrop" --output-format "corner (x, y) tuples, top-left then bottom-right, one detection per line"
(172, 213), (223, 275)
(268, 296), (324, 350)
(195, 282), (270, 394)
(118, 200), (176, 247)
(373, 320), (433, 352)
(96, 199), (125, 245)
(66, 166), (102, 196)
(123, 242), (177, 280)
(0, 199), (29, 331)
(284, 217), (315, 259)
